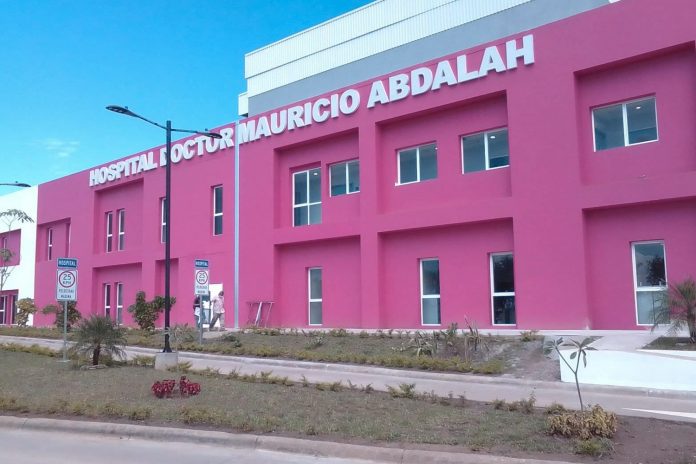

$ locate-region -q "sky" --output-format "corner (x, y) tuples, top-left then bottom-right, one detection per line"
(0, 0), (371, 187)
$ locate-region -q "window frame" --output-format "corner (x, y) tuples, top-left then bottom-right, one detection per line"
(293, 168), (322, 227)
(308, 267), (323, 326)
(105, 212), (113, 253)
(461, 127), (510, 173)
(117, 209), (125, 251)
(103, 283), (111, 318)
(419, 258), (441, 326)
(329, 159), (360, 196)
(490, 252), (516, 326)
(47, 228), (53, 260)
(631, 240), (667, 326)
(592, 96), (658, 152)
(396, 142), (437, 186)
(212, 185), (223, 236)
(0, 295), (6, 325)
(116, 282), (124, 325)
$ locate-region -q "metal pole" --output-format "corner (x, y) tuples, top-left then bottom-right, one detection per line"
(234, 121), (239, 329)
(198, 293), (203, 345)
(62, 300), (68, 361)
(163, 120), (172, 353)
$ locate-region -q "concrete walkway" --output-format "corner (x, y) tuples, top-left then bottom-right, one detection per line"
(2, 334), (695, 423)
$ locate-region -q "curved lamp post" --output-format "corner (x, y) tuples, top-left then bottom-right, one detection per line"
(106, 105), (221, 353)
(0, 182), (31, 188)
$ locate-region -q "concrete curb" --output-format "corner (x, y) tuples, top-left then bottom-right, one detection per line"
(0, 415), (574, 464)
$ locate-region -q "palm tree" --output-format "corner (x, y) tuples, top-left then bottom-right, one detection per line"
(653, 278), (696, 344)
(72, 315), (127, 365)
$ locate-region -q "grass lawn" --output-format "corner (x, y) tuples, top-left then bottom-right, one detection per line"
(644, 337), (696, 351)
(0, 349), (569, 457)
(0, 325), (529, 375)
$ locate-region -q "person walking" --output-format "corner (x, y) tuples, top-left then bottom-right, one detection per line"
(209, 290), (225, 331)
(193, 295), (202, 328)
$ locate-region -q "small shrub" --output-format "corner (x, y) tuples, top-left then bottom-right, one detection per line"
(520, 330), (540, 342)
(304, 335), (325, 350)
(129, 355), (155, 367)
(128, 407), (152, 421)
(358, 330), (369, 338)
(545, 402), (567, 415)
(547, 405), (618, 440)
(221, 333), (242, 347)
(388, 383), (417, 399)
(361, 383), (374, 394)
(328, 328), (348, 337)
(574, 437), (614, 457)
(300, 375), (310, 387)
(15, 298), (38, 326)
(42, 302), (81, 331)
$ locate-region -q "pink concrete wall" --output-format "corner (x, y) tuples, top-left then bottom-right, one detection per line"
(34, 124), (234, 327)
(0, 230), (21, 266)
(239, 0), (696, 330)
(585, 200), (696, 329)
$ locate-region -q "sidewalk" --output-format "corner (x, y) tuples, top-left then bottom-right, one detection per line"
(2, 334), (695, 423)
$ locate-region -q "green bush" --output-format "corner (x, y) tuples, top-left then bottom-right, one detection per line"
(127, 291), (176, 332)
(574, 437), (614, 457)
(547, 405), (618, 440)
(42, 301), (81, 331)
(15, 298), (37, 326)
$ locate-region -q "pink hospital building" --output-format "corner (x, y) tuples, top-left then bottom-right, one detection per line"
(27, 0), (696, 331)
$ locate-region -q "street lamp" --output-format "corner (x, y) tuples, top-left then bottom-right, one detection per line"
(0, 182), (31, 187)
(106, 105), (221, 353)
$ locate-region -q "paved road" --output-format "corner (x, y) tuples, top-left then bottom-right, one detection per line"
(3, 335), (695, 423)
(0, 428), (376, 464)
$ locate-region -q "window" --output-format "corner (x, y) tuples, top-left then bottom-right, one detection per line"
(0, 295), (6, 325)
(293, 168), (321, 226)
(1, 237), (7, 251)
(117, 209), (125, 251)
(47, 228), (53, 260)
(632, 241), (666, 325)
(420, 259), (440, 325)
(330, 160), (360, 196)
(105, 212), (113, 252)
(398, 143), (437, 184)
(160, 198), (167, 243)
(103, 284), (111, 318)
(462, 128), (509, 173)
(308, 268), (322, 325)
(116, 282), (124, 325)
(593, 97), (657, 151)
(66, 223), (71, 256)
(491, 253), (515, 325)
(213, 186), (223, 235)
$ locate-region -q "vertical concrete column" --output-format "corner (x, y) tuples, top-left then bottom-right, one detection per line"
(507, 75), (591, 329)
(358, 121), (382, 328)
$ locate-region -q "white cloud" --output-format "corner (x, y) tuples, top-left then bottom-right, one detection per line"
(41, 138), (80, 159)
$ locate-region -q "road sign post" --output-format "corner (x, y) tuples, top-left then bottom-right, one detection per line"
(56, 258), (78, 362)
(194, 259), (210, 344)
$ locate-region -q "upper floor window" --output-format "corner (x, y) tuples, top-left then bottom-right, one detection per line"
(593, 97), (657, 151)
(1, 237), (7, 251)
(462, 128), (509, 173)
(117, 209), (125, 251)
(632, 241), (666, 325)
(398, 143), (437, 185)
(105, 212), (113, 252)
(330, 160), (360, 196)
(293, 168), (321, 226)
(47, 228), (53, 260)
(491, 253), (515, 325)
(213, 186), (223, 236)
(160, 198), (167, 243)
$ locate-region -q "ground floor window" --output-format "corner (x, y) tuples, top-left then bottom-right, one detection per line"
(0, 295), (7, 324)
(491, 253), (515, 325)
(632, 241), (666, 325)
(420, 259), (440, 325)
(308, 268), (322, 325)
(103, 284), (111, 318)
(116, 282), (124, 325)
